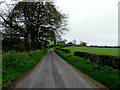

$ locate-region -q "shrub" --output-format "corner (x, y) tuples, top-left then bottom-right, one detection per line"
(54, 49), (120, 89)
(57, 48), (70, 53)
(74, 52), (120, 69)
(2, 49), (47, 88)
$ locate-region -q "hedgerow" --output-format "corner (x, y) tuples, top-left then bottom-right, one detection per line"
(74, 52), (120, 69)
(2, 49), (47, 88)
(54, 49), (120, 89)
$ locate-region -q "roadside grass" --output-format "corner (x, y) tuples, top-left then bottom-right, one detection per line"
(62, 46), (118, 56)
(2, 49), (47, 88)
(54, 49), (120, 89)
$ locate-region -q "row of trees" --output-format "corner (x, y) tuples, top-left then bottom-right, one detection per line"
(54, 38), (87, 46)
(69, 39), (87, 46)
(0, 1), (68, 51)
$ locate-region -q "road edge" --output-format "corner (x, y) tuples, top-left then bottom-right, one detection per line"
(2, 51), (48, 90)
(53, 50), (108, 89)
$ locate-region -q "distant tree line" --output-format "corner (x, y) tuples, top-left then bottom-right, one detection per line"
(54, 38), (88, 47)
(0, 1), (68, 51)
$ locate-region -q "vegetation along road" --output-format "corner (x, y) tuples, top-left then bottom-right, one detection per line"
(15, 49), (98, 88)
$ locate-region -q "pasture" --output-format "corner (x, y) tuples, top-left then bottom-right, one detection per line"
(62, 46), (119, 56)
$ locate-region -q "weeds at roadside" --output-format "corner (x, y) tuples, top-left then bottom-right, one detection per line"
(54, 49), (120, 89)
(2, 49), (47, 88)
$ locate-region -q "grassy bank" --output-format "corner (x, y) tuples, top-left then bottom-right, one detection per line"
(2, 49), (47, 88)
(54, 49), (120, 89)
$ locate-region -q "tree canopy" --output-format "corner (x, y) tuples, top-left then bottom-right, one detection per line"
(1, 1), (68, 51)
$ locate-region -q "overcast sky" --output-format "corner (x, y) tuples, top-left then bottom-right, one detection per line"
(55, 0), (119, 46)
(0, 0), (119, 46)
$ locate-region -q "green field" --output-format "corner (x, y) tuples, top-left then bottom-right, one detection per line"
(62, 46), (119, 56)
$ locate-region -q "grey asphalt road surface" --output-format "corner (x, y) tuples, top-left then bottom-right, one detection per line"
(15, 49), (98, 88)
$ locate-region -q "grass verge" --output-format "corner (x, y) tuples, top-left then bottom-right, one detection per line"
(2, 49), (47, 88)
(54, 49), (120, 89)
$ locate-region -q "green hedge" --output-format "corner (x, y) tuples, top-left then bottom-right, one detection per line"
(54, 49), (120, 89)
(74, 52), (120, 69)
(57, 48), (70, 53)
(2, 49), (47, 88)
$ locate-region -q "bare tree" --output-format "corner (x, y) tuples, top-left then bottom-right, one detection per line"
(72, 39), (77, 45)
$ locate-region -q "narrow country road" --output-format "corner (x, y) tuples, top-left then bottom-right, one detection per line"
(15, 49), (98, 88)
